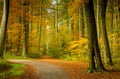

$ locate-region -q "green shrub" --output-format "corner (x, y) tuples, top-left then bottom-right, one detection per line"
(4, 52), (28, 59)
(62, 38), (88, 61)
(0, 61), (25, 78)
(48, 45), (65, 58)
(0, 60), (10, 73)
(27, 53), (41, 58)
(8, 63), (25, 76)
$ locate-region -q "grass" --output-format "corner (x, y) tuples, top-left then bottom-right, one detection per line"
(0, 60), (25, 78)
(8, 63), (25, 76)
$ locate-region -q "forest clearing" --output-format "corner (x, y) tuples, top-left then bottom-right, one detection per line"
(0, 0), (120, 79)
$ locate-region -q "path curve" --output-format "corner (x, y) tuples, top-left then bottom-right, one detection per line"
(9, 59), (72, 79)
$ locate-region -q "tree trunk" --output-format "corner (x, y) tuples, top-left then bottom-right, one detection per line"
(54, 0), (58, 42)
(93, 0), (101, 39)
(29, 1), (33, 33)
(38, 0), (43, 53)
(55, 0), (58, 34)
(118, 0), (120, 46)
(71, 20), (74, 41)
(79, 5), (84, 38)
(83, 0), (105, 72)
(5, 31), (9, 52)
(21, 0), (29, 57)
(99, 0), (113, 65)
(17, 17), (22, 55)
(68, 17), (74, 41)
(109, 0), (114, 34)
(0, 0), (10, 59)
(83, 3), (95, 72)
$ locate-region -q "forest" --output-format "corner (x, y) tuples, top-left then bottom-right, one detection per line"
(0, 0), (120, 79)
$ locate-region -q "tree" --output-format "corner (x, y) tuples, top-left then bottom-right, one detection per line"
(0, 0), (10, 59)
(60, 0), (72, 40)
(53, 0), (58, 42)
(99, 0), (113, 65)
(21, 0), (29, 57)
(109, 0), (114, 34)
(38, 0), (43, 53)
(93, 0), (101, 39)
(83, 0), (105, 72)
(55, 0), (58, 34)
(78, 5), (84, 38)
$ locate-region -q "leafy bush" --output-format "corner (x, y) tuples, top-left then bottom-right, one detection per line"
(99, 33), (120, 62)
(63, 38), (88, 61)
(0, 59), (25, 77)
(48, 45), (64, 58)
(0, 60), (10, 73)
(8, 63), (25, 76)
(27, 53), (41, 58)
(0, 62), (25, 78)
(4, 52), (28, 59)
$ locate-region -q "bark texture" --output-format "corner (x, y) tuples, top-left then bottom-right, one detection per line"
(0, 0), (10, 58)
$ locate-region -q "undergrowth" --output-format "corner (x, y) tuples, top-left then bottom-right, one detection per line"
(0, 59), (25, 78)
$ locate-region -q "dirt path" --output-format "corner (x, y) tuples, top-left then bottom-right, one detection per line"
(9, 59), (72, 79)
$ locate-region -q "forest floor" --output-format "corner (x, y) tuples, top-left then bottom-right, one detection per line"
(9, 56), (120, 79)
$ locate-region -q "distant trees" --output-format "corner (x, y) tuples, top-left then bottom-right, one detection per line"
(0, 0), (10, 59)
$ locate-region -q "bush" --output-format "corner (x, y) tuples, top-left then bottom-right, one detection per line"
(27, 53), (41, 58)
(63, 38), (88, 61)
(48, 45), (65, 58)
(4, 52), (28, 59)
(0, 61), (25, 78)
(0, 60), (10, 73)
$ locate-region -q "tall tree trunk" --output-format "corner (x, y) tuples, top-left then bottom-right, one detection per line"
(38, 0), (43, 53)
(74, 11), (79, 40)
(68, 18), (72, 40)
(96, 0), (101, 39)
(5, 31), (9, 52)
(108, 0), (114, 55)
(93, 0), (101, 39)
(118, 0), (120, 46)
(28, 0), (33, 51)
(0, 0), (10, 59)
(83, 3), (95, 72)
(29, 1), (33, 33)
(109, 0), (114, 34)
(17, 17), (22, 55)
(21, 0), (29, 57)
(71, 20), (74, 41)
(55, 0), (58, 34)
(83, 0), (105, 72)
(79, 5), (84, 38)
(17, 28), (21, 55)
(68, 16), (74, 41)
(54, 0), (58, 42)
(116, 0), (120, 55)
(119, 0), (120, 16)
(99, 0), (113, 65)
(68, 18), (70, 40)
